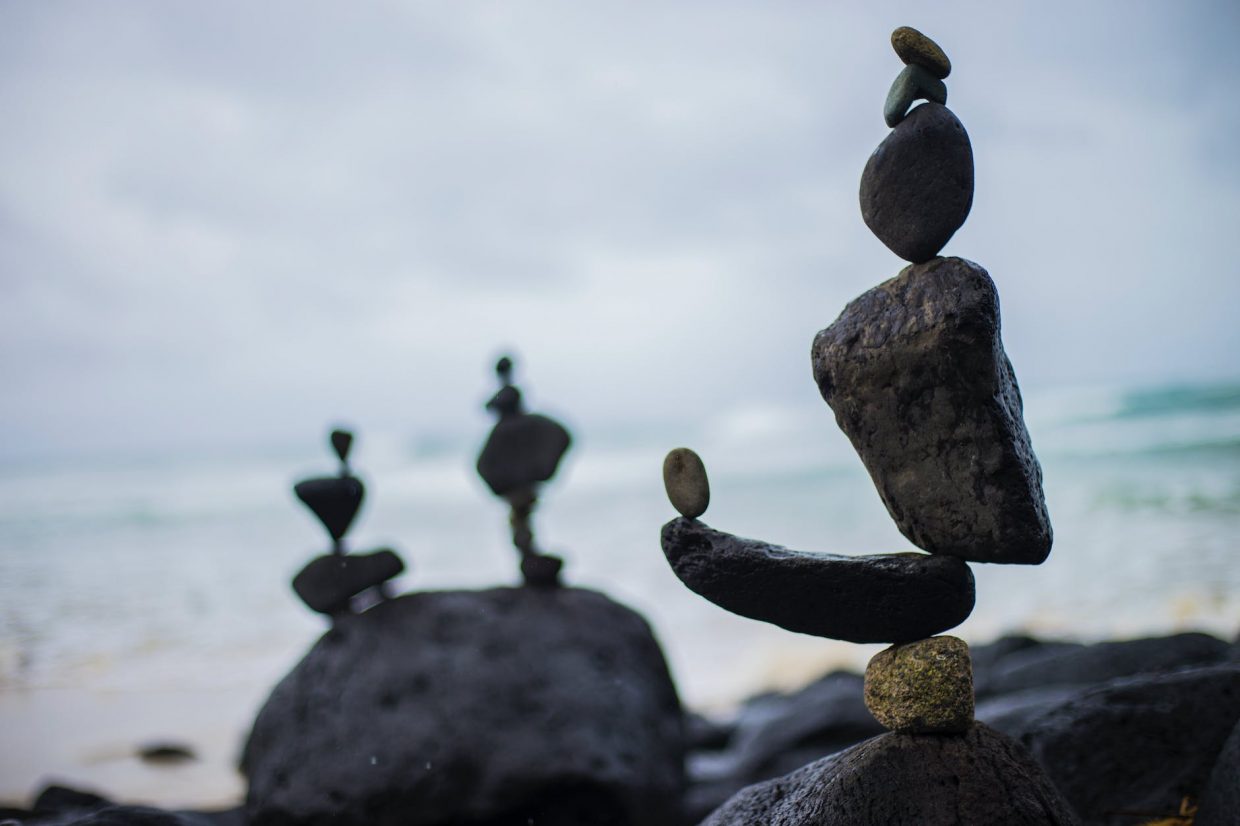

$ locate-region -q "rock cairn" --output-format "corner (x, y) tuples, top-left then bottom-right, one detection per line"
(476, 355), (573, 587)
(290, 428), (405, 619)
(662, 28), (1071, 824)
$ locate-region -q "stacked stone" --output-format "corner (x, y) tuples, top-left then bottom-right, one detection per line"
(476, 355), (573, 587)
(290, 429), (406, 619)
(660, 26), (1068, 825)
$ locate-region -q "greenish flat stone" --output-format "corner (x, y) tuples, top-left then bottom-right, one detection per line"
(883, 63), (947, 128)
(863, 635), (974, 733)
(891, 26), (951, 79)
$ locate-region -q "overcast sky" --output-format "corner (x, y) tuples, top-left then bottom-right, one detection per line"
(2, 1), (1238, 460)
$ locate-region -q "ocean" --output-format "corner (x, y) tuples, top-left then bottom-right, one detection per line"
(1, 378), (1238, 805)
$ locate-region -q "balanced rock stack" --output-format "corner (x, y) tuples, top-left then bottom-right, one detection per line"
(290, 429), (406, 618)
(662, 27), (1073, 825)
(477, 355), (573, 587)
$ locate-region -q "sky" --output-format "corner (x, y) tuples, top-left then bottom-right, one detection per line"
(1, 1), (1238, 460)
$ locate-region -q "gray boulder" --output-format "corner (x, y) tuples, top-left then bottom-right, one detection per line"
(242, 587), (684, 826)
(1197, 719), (1240, 826)
(704, 723), (1077, 825)
(1018, 664), (1240, 825)
(976, 632), (1230, 698)
(812, 256), (1052, 564)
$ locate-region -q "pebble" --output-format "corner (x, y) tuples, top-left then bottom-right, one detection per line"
(863, 636), (974, 733)
(860, 101), (973, 263)
(662, 447), (710, 518)
(660, 517), (975, 644)
(812, 257), (1052, 564)
(891, 26), (951, 79)
(883, 64), (947, 128)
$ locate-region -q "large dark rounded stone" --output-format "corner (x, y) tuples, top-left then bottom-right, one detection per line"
(1018, 664), (1240, 825)
(703, 723), (1078, 825)
(860, 102), (973, 263)
(660, 517), (975, 643)
(477, 413), (571, 496)
(812, 256), (1052, 564)
(242, 588), (684, 826)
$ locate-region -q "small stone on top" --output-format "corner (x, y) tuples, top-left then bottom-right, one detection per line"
(663, 447), (710, 519)
(891, 26), (951, 80)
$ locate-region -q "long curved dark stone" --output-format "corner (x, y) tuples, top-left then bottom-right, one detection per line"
(661, 518), (975, 644)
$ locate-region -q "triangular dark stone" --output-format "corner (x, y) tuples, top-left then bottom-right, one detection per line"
(330, 430), (354, 464)
(294, 475), (364, 541)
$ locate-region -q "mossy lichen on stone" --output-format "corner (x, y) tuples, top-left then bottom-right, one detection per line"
(864, 635), (974, 733)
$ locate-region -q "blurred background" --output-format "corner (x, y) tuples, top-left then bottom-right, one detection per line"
(1, 0), (1237, 809)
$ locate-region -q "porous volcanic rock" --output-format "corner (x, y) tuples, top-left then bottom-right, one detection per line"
(860, 102), (973, 262)
(1197, 718), (1240, 826)
(812, 256), (1052, 564)
(1018, 664), (1240, 825)
(703, 723), (1078, 826)
(242, 587), (684, 826)
(975, 631), (1230, 698)
(661, 517), (975, 643)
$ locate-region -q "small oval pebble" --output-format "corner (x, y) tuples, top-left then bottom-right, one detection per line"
(663, 447), (709, 519)
(891, 26), (951, 79)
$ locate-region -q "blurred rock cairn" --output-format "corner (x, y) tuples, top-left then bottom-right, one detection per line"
(290, 428), (405, 619)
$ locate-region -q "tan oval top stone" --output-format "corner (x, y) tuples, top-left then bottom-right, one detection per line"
(663, 447), (709, 519)
(891, 26), (951, 79)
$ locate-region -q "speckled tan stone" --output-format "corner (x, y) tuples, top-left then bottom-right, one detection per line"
(864, 635), (974, 733)
(891, 26), (952, 79)
(663, 447), (710, 518)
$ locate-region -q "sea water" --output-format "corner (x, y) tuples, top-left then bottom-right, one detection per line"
(0, 379), (1237, 804)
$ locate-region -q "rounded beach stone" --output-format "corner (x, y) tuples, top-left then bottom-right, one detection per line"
(884, 63), (947, 128)
(864, 635), (974, 733)
(663, 447), (709, 518)
(860, 102), (973, 263)
(891, 26), (951, 79)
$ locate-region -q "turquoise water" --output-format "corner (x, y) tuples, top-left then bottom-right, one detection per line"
(0, 379), (1237, 716)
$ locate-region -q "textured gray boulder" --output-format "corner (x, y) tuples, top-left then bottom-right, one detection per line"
(812, 256), (1052, 564)
(242, 587), (684, 826)
(704, 723), (1078, 826)
(661, 517), (975, 643)
(1197, 719), (1240, 826)
(975, 631), (1230, 697)
(1017, 664), (1240, 825)
(860, 102), (973, 262)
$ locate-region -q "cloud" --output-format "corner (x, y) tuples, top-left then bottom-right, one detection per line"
(1, 1), (1237, 458)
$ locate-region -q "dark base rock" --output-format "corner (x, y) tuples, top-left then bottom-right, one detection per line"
(292, 549), (405, 615)
(660, 517), (974, 643)
(860, 102), (973, 263)
(1018, 664), (1240, 825)
(1197, 719), (1240, 826)
(242, 587), (684, 826)
(704, 723), (1077, 825)
(686, 671), (882, 822)
(812, 256), (1051, 564)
